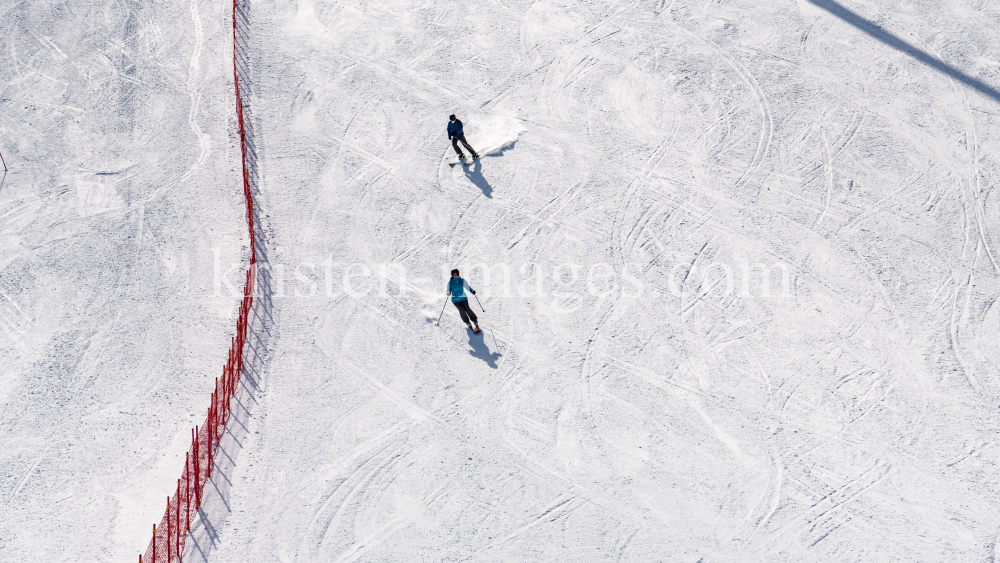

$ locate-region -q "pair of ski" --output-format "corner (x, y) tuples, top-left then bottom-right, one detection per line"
(436, 318), (483, 334)
(448, 155), (480, 167)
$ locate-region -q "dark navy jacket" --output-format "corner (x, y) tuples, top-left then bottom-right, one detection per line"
(447, 119), (464, 139)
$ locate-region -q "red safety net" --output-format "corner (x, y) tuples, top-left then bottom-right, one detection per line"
(139, 0), (255, 560)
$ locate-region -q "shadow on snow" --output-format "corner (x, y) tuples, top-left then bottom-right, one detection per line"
(807, 0), (1000, 104)
(458, 138), (519, 199)
(467, 328), (502, 369)
(463, 158), (493, 198)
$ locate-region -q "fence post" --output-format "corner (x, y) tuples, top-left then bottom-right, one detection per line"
(226, 350), (233, 420)
(167, 499), (171, 562)
(152, 524), (157, 563)
(193, 430), (201, 508)
(228, 356), (233, 416)
(214, 376), (219, 429)
(207, 406), (214, 473)
(211, 387), (216, 443)
(213, 395), (218, 449)
(176, 480), (181, 556)
(185, 453), (191, 531)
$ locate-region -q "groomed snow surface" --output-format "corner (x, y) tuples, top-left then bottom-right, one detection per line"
(0, 0), (247, 560)
(4, 0), (1000, 561)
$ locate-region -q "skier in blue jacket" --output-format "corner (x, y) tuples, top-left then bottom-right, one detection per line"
(447, 268), (481, 332)
(447, 115), (479, 161)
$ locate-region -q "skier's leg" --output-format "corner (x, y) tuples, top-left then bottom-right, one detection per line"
(457, 300), (478, 326)
(451, 137), (465, 158)
(459, 136), (479, 158)
(452, 300), (471, 325)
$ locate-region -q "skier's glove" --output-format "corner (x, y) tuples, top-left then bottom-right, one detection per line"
(471, 289), (476, 295)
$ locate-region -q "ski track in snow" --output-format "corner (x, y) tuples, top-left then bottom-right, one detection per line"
(4, 0), (1000, 561)
(0, 0), (245, 560)
(201, 1), (1000, 562)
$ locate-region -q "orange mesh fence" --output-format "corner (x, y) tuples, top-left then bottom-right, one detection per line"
(139, 0), (255, 560)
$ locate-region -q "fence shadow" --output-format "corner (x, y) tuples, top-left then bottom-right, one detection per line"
(184, 244), (273, 562)
(177, 0), (275, 560)
(806, 0), (1000, 104)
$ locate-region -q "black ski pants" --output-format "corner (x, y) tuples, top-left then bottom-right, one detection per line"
(451, 135), (477, 157)
(452, 299), (478, 326)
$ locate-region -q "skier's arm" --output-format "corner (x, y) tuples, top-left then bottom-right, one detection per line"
(465, 280), (476, 295)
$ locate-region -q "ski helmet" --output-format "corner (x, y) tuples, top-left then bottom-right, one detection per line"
(451, 269), (460, 276)
(449, 114), (456, 121)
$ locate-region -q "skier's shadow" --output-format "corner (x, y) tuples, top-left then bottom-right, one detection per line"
(467, 329), (502, 369)
(463, 159), (493, 198)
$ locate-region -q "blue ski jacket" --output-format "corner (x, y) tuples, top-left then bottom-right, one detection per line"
(447, 119), (464, 139)
(448, 276), (473, 302)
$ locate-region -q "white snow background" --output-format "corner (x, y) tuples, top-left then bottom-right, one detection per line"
(0, 0), (245, 561)
(4, 0), (1000, 562)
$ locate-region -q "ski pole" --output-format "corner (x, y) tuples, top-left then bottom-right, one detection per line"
(0, 149), (6, 171)
(436, 296), (448, 325)
(473, 292), (485, 312)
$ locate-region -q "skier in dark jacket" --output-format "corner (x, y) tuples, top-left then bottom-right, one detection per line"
(447, 268), (480, 332)
(447, 115), (479, 160)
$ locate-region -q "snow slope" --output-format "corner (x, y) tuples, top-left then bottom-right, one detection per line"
(0, 0), (246, 560)
(4, 0), (1000, 561)
(208, 0), (1000, 562)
